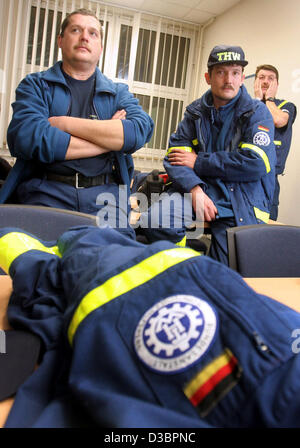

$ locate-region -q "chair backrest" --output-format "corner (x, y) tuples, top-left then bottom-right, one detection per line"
(0, 204), (98, 240)
(226, 224), (300, 277)
(0, 205), (98, 274)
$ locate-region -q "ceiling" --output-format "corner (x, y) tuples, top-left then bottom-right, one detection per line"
(97, 0), (242, 24)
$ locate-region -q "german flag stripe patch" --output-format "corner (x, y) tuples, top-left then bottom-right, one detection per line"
(184, 348), (242, 417)
(258, 125), (269, 132)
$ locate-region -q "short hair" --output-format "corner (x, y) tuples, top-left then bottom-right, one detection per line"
(255, 64), (279, 81)
(60, 8), (103, 43)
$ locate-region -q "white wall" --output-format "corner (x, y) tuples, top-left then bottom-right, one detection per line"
(198, 0), (300, 225)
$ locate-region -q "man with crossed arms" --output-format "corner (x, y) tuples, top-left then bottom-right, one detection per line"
(2, 8), (153, 238)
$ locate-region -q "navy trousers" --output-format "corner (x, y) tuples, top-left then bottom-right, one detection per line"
(16, 177), (135, 239)
(138, 188), (235, 265)
(270, 175), (280, 221)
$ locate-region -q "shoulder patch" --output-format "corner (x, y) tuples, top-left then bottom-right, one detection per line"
(253, 131), (271, 146)
(134, 295), (217, 374)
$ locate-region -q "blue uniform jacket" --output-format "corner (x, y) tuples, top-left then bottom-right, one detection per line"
(164, 85), (276, 224)
(273, 98), (297, 175)
(0, 62), (154, 203)
(1, 226), (300, 428)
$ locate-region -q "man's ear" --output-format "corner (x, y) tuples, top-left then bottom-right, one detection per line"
(57, 35), (62, 49)
(240, 73), (245, 86)
(205, 72), (211, 86)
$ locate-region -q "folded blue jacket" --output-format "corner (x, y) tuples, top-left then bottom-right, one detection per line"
(1, 225), (300, 428)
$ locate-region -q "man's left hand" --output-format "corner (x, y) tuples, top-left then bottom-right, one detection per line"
(112, 109), (126, 120)
(265, 79), (277, 99)
(168, 148), (197, 169)
(48, 116), (66, 130)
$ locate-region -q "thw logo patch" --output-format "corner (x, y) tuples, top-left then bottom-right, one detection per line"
(217, 52), (241, 62)
(134, 295), (217, 374)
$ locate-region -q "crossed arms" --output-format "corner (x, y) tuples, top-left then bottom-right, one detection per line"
(7, 73), (153, 164)
(48, 109), (126, 160)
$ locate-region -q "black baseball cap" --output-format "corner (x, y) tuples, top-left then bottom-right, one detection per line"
(0, 329), (41, 401)
(207, 45), (248, 68)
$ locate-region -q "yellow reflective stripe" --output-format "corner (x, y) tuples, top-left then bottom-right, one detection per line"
(278, 100), (288, 109)
(167, 146), (193, 155)
(274, 140), (282, 146)
(240, 143), (271, 173)
(0, 232), (60, 274)
(192, 139), (198, 146)
(68, 247), (200, 345)
(176, 236), (187, 247)
(254, 207), (270, 223)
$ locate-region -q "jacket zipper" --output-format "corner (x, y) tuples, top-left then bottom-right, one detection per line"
(195, 117), (206, 152)
(209, 294), (280, 360)
(92, 99), (101, 120)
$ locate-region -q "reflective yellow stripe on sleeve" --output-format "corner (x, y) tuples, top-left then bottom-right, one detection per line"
(240, 143), (271, 173)
(176, 236), (187, 247)
(254, 207), (270, 223)
(68, 247), (200, 345)
(0, 232), (60, 274)
(278, 100), (288, 109)
(167, 146), (193, 155)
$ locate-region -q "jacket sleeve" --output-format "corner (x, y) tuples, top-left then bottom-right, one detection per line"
(194, 102), (276, 182)
(7, 75), (70, 163)
(115, 83), (154, 154)
(279, 101), (297, 126)
(274, 101), (297, 174)
(163, 112), (207, 193)
(0, 228), (65, 351)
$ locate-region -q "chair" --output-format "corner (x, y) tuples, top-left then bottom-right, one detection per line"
(226, 224), (300, 277)
(0, 205), (98, 274)
(0, 204), (98, 240)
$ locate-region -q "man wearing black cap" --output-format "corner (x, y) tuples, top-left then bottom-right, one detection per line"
(140, 45), (276, 265)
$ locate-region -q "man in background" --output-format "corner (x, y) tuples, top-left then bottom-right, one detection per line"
(1, 8), (153, 238)
(254, 64), (296, 220)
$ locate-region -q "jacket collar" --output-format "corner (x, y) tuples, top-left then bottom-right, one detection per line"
(187, 85), (254, 119)
(42, 61), (117, 95)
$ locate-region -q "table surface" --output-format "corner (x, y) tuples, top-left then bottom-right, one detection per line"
(0, 276), (12, 330)
(244, 277), (300, 312)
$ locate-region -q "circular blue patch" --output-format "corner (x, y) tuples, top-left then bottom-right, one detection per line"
(134, 295), (217, 374)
